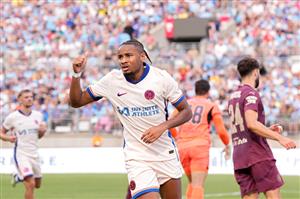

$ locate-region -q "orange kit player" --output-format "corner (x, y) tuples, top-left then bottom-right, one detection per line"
(171, 79), (230, 199)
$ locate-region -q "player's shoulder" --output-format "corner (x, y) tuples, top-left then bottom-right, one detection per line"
(150, 66), (170, 77)
(32, 110), (42, 115)
(204, 99), (217, 111)
(94, 69), (123, 84)
(31, 110), (43, 118)
(150, 66), (177, 85)
(189, 97), (215, 111)
(240, 85), (258, 96)
(104, 69), (123, 78)
(5, 110), (19, 118)
(3, 111), (21, 124)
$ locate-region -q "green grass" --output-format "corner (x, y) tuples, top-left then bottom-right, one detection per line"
(0, 174), (299, 199)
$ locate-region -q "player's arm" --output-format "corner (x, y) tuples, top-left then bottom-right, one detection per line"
(141, 98), (192, 144)
(212, 110), (229, 146)
(211, 106), (230, 159)
(69, 78), (95, 108)
(38, 122), (47, 139)
(0, 127), (16, 143)
(69, 54), (95, 108)
(164, 99), (192, 131)
(245, 110), (296, 149)
(168, 109), (179, 138)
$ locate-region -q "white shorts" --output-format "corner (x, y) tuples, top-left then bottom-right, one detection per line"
(14, 153), (42, 180)
(125, 158), (182, 199)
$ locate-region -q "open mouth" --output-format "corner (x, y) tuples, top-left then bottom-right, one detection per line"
(121, 65), (130, 71)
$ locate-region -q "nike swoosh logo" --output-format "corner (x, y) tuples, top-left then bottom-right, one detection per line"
(117, 92), (127, 97)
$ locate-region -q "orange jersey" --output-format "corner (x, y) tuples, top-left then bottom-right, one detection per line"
(176, 96), (229, 148)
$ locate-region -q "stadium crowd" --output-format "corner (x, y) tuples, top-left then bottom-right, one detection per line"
(1, 0), (299, 134)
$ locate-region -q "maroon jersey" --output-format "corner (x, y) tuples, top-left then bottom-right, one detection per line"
(228, 84), (274, 170)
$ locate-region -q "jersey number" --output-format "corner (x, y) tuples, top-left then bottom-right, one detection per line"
(192, 106), (203, 124)
(228, 104), (245, 133)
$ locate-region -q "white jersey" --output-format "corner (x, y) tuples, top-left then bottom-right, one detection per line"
(87, 64), (184, 161)
(2, 110), (43, 158)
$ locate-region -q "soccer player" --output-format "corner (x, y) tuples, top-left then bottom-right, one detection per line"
(0, 89), (47, 199)
(69, 39), (192, 199)
(171, 79), (230, 199)
(228, 57), (296, 199)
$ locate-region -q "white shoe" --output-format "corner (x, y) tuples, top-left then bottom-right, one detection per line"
(11, 174), (18, 187)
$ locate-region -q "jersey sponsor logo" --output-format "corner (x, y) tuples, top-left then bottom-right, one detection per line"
(129, 180), (136, 191)
(117, 105), (160, 117)
(117, 107), (130, 116)
(230, 91), (241, 99)
(144, 90), (155, 100)
(117, 92), (127, 97)
(233, 137), (248, 146)
(245, 95), (257, 105)
(17, 129), (38, 135)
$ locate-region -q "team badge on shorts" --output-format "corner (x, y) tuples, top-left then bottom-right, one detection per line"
(129, 180), (136, 190)
(23, 167), (30, 173)
(144, 90), (155, 100)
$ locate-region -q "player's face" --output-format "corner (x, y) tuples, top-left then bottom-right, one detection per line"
(19, 92), (34, 108)
(117, 45), (145, 75)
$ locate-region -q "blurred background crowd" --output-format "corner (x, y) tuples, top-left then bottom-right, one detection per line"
(1, 0), (300, 136)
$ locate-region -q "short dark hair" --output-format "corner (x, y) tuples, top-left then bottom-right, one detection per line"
(120, 39), (152, 64)
(195, 79), (210, 95)
(18, 89), (32, 99)
(237, 57), (260, 78)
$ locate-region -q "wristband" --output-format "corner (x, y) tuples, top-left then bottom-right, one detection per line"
(72, 71), (82, 78)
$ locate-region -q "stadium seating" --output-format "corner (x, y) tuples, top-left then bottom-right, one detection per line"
(1, 0), (299, 136)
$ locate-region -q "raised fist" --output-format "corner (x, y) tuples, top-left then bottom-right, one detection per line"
(72, 53), (88, 73)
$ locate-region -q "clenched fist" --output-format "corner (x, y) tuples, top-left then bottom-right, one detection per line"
(72, 53), (88, 73)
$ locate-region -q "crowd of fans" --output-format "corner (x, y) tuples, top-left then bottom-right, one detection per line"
(1, 0), (299, 134)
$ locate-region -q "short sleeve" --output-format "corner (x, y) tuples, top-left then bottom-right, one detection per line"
(162, 70), (184, 107)
(86, 72), (112, 101)
(37, 111), (44, 122)
(244, 91), (260, 112)
(3, 114), (13, 130)
(211, 103), (221, 117)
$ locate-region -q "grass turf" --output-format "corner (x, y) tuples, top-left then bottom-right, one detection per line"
(0, 174), (299, 199)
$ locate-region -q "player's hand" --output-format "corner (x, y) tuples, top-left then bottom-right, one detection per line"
(72, 53), (88, 73)
(269, 124), (283, 134)
(8, 135), (17, 143)
(278, 136), (296, 150)
(38, 122), (47, 138)
(223, 145), (231, 160)
(141, 125), (166, 144)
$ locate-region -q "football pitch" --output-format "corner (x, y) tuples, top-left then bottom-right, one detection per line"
(0, 174), (299, 199)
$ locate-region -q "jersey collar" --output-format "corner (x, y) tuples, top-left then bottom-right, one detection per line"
(125, 63), (150, 84)
(18, 109), (32, 116)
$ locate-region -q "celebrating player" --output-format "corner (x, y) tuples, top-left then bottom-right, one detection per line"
(0, 89), (47, 199)
(171, 79), (230, 199)
(228, 57), (296, 199)
(69, 39), (192, 199)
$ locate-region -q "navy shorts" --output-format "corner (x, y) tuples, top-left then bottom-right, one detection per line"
(234, 160), (284, 197)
